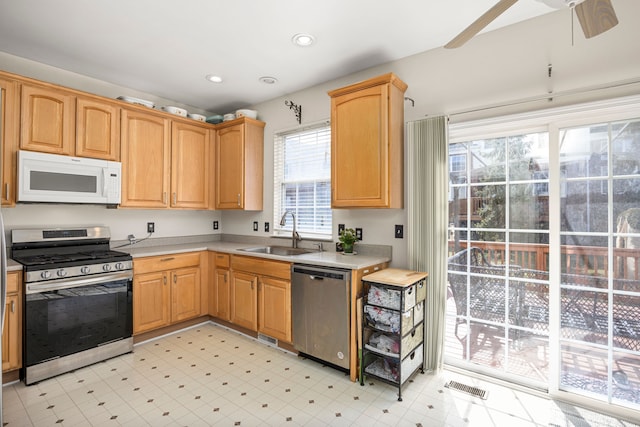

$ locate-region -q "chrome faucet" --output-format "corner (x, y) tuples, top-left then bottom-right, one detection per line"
(279, 210), (301, 248)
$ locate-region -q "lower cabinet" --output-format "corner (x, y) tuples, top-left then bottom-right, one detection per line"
(133, 252), (202, 335)
(209, 252), (231, 321)
(231, 271), (258, 331)
(2, 271), (22, 373)
(218, 255), (292, 343)
(258, 276), (291, 343)
(134, 270), (170, 333)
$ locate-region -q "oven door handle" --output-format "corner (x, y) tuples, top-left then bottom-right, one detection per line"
(26, 271), (133, 294)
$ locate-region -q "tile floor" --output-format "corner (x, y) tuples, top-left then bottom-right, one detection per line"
(2, 322), (638, 426)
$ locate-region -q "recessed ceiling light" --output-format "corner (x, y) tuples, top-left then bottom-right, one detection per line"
(259, 76), (278, 84)
(292, 33), (315, 47)
(205, 74), (223, 83)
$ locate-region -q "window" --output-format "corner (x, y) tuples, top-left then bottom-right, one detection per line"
(273, 122), (332, 238)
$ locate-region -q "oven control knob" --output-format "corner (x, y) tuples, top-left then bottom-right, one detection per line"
(57, 269), (67, 278)
(41, 271), (52, 280)
(115, 262), (124, 270)
(103, 264), (112, 272)
(81, 266), (91, 274)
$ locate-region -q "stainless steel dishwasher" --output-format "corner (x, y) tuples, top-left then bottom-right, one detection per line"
(291, 264), (351, 370)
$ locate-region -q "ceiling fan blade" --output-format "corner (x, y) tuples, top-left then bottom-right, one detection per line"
(445, 0), (520, 49)
(575, 0), (618, 39)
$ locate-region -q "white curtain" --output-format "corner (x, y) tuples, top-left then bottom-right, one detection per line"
(407, 116), (448, 372)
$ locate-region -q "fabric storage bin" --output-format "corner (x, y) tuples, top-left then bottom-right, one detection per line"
(366, 282), (416, 311)
(400, 327), (423, 359)
(363, 344), (423, 384)
(365, 305), (413, 333)
(413, 301), (424, 327)
(364, 327), (423, 359)
(400, 344), (423, 384)
(416, 279), (427, 303)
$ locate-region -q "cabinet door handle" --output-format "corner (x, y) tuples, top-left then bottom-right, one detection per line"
(224, 273), (227, 283)
(163, 275), (167, 285)
(11, 300), (15, 313)
(161, 257), (175, 262)
(163, 192), (167, 204)
(173, 192), (177, 205)
(237, 193), (241, 207)
(173, 273), (177, 284)
(5, 183), (9, 200)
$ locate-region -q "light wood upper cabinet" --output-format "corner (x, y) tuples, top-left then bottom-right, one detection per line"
(121, 111), (213, 209)
(21, 83), (122, 160)
(328, 73), (407, 208)
(1, 77), (20, 206)
(20, 83), (75, 155)
(76, 96), (120, 160)
(171, 120), (211, 209)
(120, 109), (171, 208)
(2, 272), (22, 373)
(215, 117), (264, 210)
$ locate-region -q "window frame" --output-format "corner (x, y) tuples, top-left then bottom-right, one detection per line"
(273, 120), (332, 240)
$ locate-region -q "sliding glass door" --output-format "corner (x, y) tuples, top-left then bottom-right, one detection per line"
(558, 119), (640, 407)
(446, 132), (550, 387)
(445, 105), (640, 412)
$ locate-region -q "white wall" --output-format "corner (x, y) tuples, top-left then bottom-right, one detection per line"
(2, 0), (639, 264)
(229, 0), (640, 268)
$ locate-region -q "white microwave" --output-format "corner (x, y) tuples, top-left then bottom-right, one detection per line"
(17, 150), (122, 205)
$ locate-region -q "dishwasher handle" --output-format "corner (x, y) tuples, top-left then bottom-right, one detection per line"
(292, 264), (351, 281)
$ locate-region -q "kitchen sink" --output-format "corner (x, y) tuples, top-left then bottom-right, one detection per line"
(237, 246), (317, 256)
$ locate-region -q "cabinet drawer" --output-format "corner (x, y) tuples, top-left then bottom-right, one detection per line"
(231, 255), (290, 280)
(134, 252), (201, 274)
(214, 253), (230, 268)
(6, 272), (20, 294)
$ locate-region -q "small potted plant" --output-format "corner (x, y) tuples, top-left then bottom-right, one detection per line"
(339, 228), (358, 254)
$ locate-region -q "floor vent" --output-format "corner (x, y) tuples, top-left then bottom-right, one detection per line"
(444, 380), (489, 400)
(257, 333), (278, 346)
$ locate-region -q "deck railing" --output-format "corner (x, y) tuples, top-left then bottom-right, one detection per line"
(448, 241), (640, 280)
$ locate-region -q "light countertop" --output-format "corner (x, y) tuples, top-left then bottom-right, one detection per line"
(119, 241), (390, 270)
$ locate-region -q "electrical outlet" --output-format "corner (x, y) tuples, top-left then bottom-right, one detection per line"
(338, 224), (345, 234)
(213, 221), (219, 230)
(355, 228), (363, 241)
(395, 224), (404, 238)
(253, 221), (258, 231)
(147, 222), (155, 233)
(264, 222), (270, 232)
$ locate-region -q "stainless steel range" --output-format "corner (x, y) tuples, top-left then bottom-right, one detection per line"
(11, 226), (133, 385)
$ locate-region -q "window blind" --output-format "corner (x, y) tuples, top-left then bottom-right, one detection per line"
(273, 122), (332, 238)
